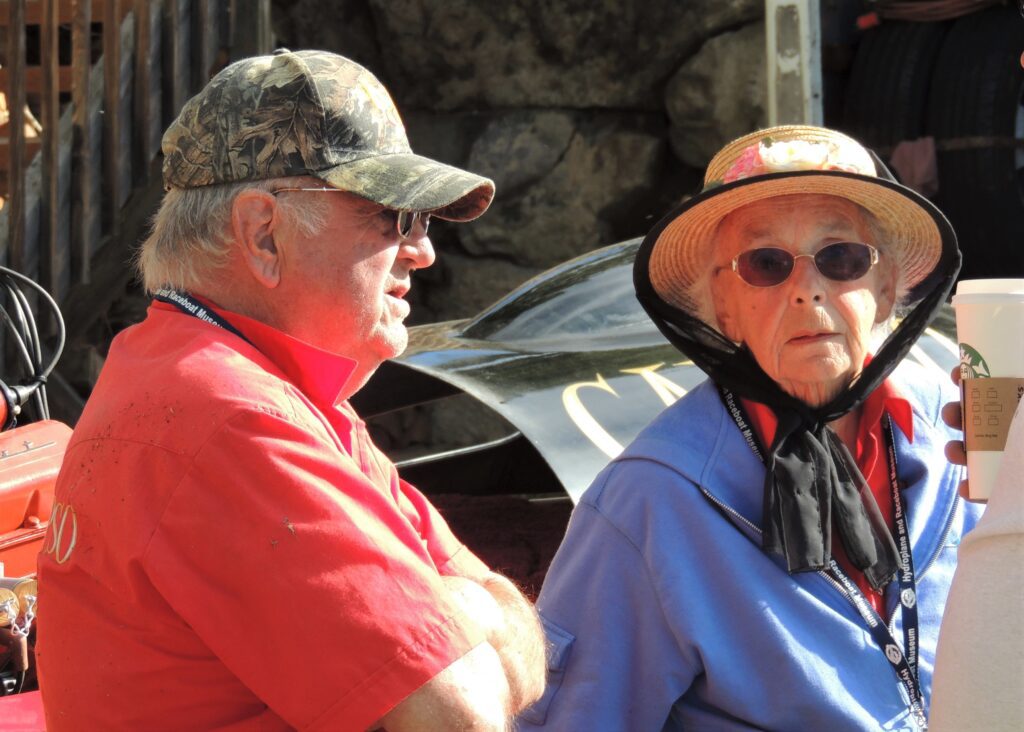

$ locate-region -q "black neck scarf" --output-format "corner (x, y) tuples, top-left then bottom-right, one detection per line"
(634, 180), (960, 590)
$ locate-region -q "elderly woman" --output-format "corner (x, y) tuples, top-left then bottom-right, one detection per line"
(519, 126), (983, 731)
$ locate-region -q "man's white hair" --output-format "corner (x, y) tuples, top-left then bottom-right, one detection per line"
(135, 177), (330, 294)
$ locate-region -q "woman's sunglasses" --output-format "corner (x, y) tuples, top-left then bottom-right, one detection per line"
(272, 187), (431, 240)
(730, 241), (880, 288)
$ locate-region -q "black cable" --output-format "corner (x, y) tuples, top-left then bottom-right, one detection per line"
(9, 281), (47, 418)
(0, 291), (34, 373)
(0, 266), (65, 424)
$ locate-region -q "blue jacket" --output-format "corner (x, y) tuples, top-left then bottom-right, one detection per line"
(521, 363), (982, 731)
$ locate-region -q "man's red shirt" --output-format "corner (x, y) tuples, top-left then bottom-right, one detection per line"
(741, 379), (914, 613)
(37, 299), (490, 731)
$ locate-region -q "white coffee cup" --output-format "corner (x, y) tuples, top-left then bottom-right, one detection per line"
(951, 279), (1024, 502)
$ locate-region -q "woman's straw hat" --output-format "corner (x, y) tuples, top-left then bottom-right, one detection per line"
(640, 125), (955, 315)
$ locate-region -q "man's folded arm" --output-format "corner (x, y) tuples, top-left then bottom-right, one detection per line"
(479, 573), (547, 713)
(370, 642), (512, 732)
(399, 478), (547, 714)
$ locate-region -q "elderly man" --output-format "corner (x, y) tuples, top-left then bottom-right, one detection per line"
(36, 50), (544, 731)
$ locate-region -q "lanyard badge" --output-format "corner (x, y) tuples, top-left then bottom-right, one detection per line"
(719, 387), (927, 729)
(153, 290), (253, 346)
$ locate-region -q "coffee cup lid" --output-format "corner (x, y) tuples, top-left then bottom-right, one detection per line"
(953, 278), (1024, 305)
(954, 279), (1024, 296)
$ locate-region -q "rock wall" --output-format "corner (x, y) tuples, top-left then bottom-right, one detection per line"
(272, 0), (767, 326)
(271, 0), (771, 451)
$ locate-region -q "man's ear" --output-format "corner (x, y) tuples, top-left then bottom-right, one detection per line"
(231, 190), (282, 289)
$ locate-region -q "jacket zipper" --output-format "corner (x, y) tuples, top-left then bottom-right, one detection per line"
(696, 485), (762, 536)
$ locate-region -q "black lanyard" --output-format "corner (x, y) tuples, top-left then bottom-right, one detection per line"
(153, 289), (253, 347)
(719, 386), (928, 730)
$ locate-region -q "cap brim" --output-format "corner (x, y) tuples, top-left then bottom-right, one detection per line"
(641, 170), (955, 315)
(314, 153), (495, 222)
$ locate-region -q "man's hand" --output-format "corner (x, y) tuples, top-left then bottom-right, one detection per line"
(941, 366), (973, 500)
(443, 574), (546, 715)
(479, 574), (547, 714)
(442, 576), (505, 639)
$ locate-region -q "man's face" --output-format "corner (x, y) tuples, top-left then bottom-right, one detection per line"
(709, 194), (896, 407)
(274, 189), (435, 380)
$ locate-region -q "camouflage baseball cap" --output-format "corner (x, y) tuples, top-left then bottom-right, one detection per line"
(161, 49), (494, 221)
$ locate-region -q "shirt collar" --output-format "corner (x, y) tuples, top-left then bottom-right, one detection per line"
(152, 296), (358, 408)
(859, 376), (914, 444)
(858, 353), (914, 443)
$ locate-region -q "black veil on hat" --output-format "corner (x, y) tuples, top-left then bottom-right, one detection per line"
(635, 125), (960, 589)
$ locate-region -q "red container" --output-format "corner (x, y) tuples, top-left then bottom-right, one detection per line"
(0, 421), (71, 577)
(0, 690), (46, 730)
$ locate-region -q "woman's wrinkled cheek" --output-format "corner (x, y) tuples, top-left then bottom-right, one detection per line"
(840, 292), (879, 365)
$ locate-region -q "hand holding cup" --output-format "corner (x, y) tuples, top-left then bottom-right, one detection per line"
(941, 366), (971, 500)
(951, 279), (1024, 501)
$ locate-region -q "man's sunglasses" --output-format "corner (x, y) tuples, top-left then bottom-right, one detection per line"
(730, 241), (880, 288)
(272, 187), (431, 239)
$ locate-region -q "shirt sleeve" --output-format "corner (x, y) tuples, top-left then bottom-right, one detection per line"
(141, 406), (486, 732)
(396, 477), (491, 581)
(518, 463), (698, 731)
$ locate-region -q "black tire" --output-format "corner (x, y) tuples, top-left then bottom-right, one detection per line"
(844, 20), (951, 153)
(926, 6), (1024, 280)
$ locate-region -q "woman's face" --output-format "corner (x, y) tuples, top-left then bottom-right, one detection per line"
(710, 194), (897, 407)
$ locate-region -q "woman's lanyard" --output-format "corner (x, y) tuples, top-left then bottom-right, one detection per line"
(718, 386), (928, 730)
(153, 289), (253, 347)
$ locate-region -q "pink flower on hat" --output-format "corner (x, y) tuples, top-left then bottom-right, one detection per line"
(722, 144), (764, 183)
(722, 137), (875, 184)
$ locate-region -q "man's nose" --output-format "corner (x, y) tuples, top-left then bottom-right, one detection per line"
(788, 254), (826, 305)
(402, 233), (435, 270)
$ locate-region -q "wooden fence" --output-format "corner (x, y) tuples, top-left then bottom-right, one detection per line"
(0, 0), (270, 360)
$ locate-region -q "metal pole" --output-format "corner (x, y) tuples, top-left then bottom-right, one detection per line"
(765, 0), (823, 126)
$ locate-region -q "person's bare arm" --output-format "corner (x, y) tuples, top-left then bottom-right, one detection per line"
(369, 642), (512, 732)
(442, 573), (547, 715)
(368, 573), (545, 731)
(481, 573), (547, 713)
